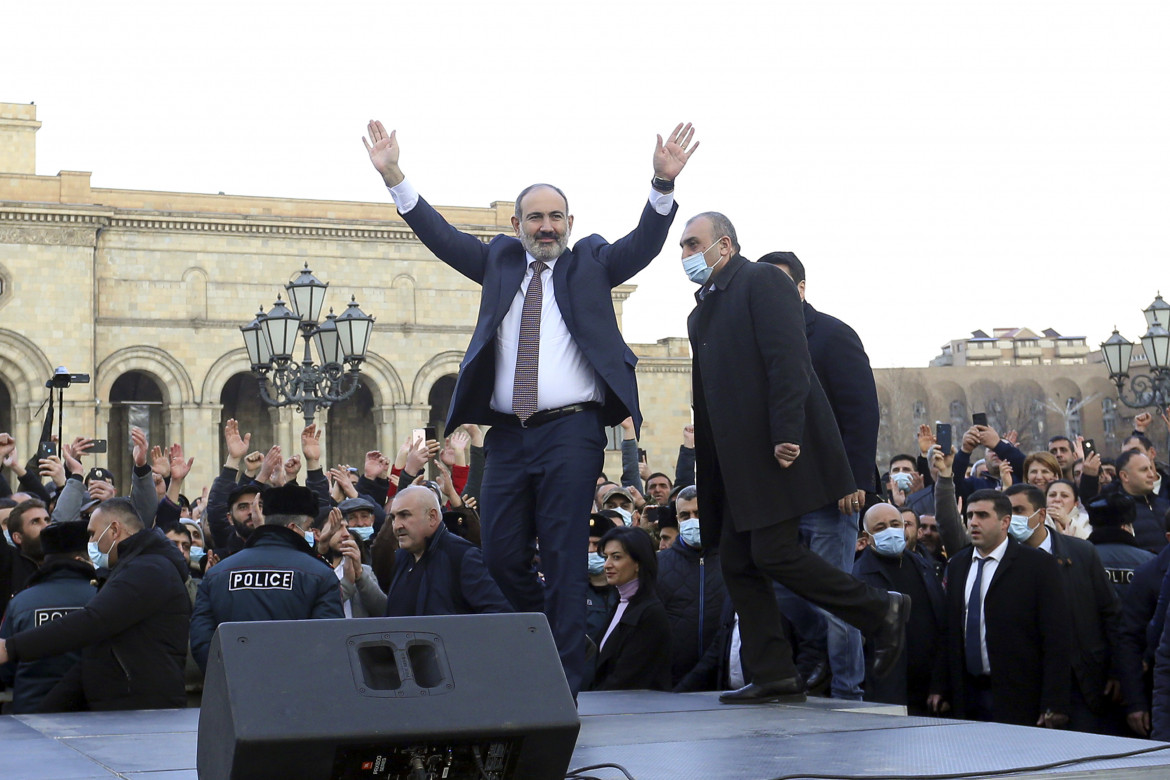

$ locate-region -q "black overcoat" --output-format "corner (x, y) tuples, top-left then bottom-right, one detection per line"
(687, 255), (853, 545)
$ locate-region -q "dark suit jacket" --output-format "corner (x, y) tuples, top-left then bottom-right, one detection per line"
(398, 196), (676, 436)
(591, 592), (672, 691)
(1047, 531), (1119, 714)
(853, 547), (946, 707)
(944, 538), (1071, 726)
(803, 301), (880, 494)
(688, 256), (853, 541)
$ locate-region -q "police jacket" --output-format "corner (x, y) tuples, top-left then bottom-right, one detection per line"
(383, 523), (512, 617)
(0, 559), (97, 713)
(655, 538), (726, 687)
(3, 527), (190, 711)
(190, 525), (343, 671)
(1089, 527), (1155, 601)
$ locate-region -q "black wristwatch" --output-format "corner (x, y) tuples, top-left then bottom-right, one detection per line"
(651, 176), (675, 193)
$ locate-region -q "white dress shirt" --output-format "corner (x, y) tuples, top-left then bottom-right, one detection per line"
(963, 535), (1009, 675)
(387, 178), (674, 416)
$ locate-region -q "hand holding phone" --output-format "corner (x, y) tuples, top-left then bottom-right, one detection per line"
(935, 423), (953, 455)
(972, 413), (989, 428)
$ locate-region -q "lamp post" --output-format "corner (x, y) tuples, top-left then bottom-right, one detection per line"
(240, 263), (375, 426)
(1100, 293), (1170, 411)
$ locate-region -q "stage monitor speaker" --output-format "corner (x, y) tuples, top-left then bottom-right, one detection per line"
(197, 613), (579, 780)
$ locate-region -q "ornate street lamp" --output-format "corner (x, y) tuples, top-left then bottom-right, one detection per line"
(240, 266), (375, 426)
(1100, 294), (1170, 411)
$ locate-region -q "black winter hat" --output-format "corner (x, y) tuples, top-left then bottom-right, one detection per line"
(1087, 490), (1137, 528)
(261, 484), (318, 519)
(40, 521), (90, 555)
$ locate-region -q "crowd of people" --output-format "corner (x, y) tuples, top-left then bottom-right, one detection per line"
(3, 119), (1170, 748)
(0, 408), (1166, 739)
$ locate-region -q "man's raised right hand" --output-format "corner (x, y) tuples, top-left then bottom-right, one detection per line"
(363, 120), (404, 187)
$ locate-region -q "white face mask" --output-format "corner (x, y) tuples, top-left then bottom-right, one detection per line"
(678, 518), (702, 548)
(1008, 509), (1042, 543)
(88, 522), (113, 569)
(613, 507), (633, 526)
(681, 237), (726, 285)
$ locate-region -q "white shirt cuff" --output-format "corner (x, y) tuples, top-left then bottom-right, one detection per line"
(649, 187), (674, 216)
(386, 178), (420, 214)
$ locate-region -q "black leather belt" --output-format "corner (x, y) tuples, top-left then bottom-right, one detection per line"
(504, 401), (601, 428)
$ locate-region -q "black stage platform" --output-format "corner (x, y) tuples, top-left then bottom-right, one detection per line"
(3, 691), (1170, 779)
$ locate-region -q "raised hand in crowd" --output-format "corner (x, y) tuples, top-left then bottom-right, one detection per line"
(0, 431), (15, 462)
(283, 454), (302, 483)
(1134, 408), (1170, 434)
(908, 470), (925, 495)
(2, 444), (24, 477)
(449, 429), (470, 466)
(974, 425), (1001, 450)
(131, 426), (150, 468)
(999, 460), (1014, 489)
(329, 466), (358, 501)
(150, 445), (170, 478)
(88, 479), (117, 503)
(462, 494), (478, 512)
(960, 426), (981, 453)
(403, 438), (431, 478)
(191, 485), (210, 523)
(301, 423), (322, 470)
(167, 443), (194, 504)
(435, 461), (462, 508)
(463, 424), (484, 448)
(243, 450), (264, 480)
(364, 451), (389, 481)
(1003, 429), (1019, 447)
(223, 418), (252, 469)
(338, 533), (364, 585)
(257, 445), (283, 486)
(682, 424), (695, 449)
(916, 423), (935, 457)
(627, 484), (647, 510)
(931, 444), (955, 479)
(39, 454), (67, 488)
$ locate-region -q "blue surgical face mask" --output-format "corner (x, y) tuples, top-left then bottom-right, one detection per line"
(302, 531), (315, 548)
(613, 507), (633, 527)
(681, 238), (725, 285)
(679, 518), (702, 548)
(88, 522), (113, 569)
(3, 529), (12, 547)
(351, 526), (375, 542)
(588, 551), (606, 575)
(892, 472), (914, 493)
(1008, 509), (1042, 543)
(189, 545), (206, 562)
(869, 526), (907, 558)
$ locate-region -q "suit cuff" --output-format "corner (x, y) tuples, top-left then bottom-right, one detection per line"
(387, 178), (419, 214)
(649, 188), (674, 216)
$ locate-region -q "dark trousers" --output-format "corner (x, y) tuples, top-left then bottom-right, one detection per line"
(480, 409), (605, 697)
(720, 511), (889, 684)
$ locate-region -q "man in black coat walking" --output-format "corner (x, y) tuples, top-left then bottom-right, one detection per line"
(0, 498), (191, 711)
(683, 211), (907, 704)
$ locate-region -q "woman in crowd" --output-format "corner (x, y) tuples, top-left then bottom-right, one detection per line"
(1046, 478), (1089, 539)
(1023, 451), (1062, 490)
(591, 526), (671, 691)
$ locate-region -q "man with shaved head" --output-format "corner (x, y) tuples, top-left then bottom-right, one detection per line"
(363, 119), (698, 695)
(383, 486), (511, 618)
(852, 503), (947, 714)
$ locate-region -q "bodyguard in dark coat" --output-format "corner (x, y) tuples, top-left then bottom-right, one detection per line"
(656, 532), (726, 686)
(0, 521), (96, 713)
(0, 498), (191, 711)
(1003, 484), (1119, 731)
(942, 491), (1071, 727)
(190, 485), (343, 672)
(683, 212), (906, 704)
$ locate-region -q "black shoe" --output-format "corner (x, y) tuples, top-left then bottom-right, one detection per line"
(802, 661), (830, 695)
(871, 592), (911, 679)
(719, 677), (807, 704)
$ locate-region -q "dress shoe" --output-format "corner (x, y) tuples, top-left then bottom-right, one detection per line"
(802, 661), (830, 695)
(719, 677), (807, 704)
(870, 592), (911, 679)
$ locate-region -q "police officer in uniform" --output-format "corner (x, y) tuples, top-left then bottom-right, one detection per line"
(189, 484), (343, 672)
(0, 521), (96, 713)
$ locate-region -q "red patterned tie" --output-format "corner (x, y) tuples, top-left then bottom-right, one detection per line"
(512, 260), (548, 423)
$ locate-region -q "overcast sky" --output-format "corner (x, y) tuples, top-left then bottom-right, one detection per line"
(6, 1), (1169, 367)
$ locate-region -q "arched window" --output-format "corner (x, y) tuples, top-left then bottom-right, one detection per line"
(108, 371), (166, 492)
(219, 373), (269, 465)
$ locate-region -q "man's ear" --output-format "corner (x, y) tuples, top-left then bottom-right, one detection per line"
(797, 280), (806, 300)
(511, 215), (521, 236)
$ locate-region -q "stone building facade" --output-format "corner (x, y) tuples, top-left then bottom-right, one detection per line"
(0, 102), (695, 492)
